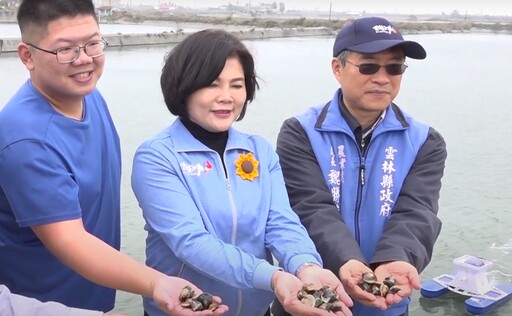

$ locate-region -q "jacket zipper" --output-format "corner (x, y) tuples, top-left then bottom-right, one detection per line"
(224, 159), (243, 316)
(354, 137), (368, 243)
(352, 112), (386, 243)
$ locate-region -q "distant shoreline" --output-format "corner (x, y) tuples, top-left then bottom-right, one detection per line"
(1, 26), (335, 53)
(109, 13), (512, 35)
(1, 18), (511, 54)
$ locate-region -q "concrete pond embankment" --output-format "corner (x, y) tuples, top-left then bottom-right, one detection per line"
(0, 27), (334, 54)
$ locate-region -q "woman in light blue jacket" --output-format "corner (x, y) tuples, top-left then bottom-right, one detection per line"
(131, 29), (353, 316)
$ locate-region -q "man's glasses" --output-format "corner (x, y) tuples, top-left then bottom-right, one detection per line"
(25, 39), (108, 64)
(345, 60), (408, 76)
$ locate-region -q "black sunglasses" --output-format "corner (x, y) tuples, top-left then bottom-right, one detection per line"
(345, 60), (408, 75)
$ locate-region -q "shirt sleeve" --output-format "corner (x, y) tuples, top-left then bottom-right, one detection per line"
(0, 285), (103, 316)
(260, 143), (323, 274)
(0, 140), (81, 227)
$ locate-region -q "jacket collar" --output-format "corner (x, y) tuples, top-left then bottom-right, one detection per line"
(169, 119), (253, 153)
(315, 89), (410, 133)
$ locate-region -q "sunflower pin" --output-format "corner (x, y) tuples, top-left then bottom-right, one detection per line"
(235, 152), (259, 181)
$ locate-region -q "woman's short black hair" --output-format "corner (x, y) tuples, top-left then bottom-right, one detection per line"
(160, 29), (259, 121)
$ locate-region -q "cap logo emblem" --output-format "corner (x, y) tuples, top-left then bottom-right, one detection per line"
(372, 25), (397, 34)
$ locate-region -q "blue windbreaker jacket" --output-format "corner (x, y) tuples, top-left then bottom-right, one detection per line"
(131, 119), (322, 316)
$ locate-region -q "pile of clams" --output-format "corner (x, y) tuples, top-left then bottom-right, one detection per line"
(179, 286), (218, 311)
(358, 272), (401, 297)
(297, 284), (345, 312)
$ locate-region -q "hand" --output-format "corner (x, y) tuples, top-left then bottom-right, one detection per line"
(272, 270), (351, 316)
(297, 264), (353, 315)
(338, 260), (387, 310)
(151, 276), (229, 315)
(374, 261), (420, 306)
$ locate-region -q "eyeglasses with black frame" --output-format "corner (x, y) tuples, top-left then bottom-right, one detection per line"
(25, 38), (108, 64)
(345, 60), (408, 76)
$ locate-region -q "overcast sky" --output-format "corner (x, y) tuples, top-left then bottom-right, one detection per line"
(124, 0), (510, 16)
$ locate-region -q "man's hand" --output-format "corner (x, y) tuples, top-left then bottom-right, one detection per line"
(152, 276), (229, 315)
(339, 260), (387, 310)
(374, 261), (420, 306)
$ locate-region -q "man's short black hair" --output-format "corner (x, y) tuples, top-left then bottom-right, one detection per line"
(17, 0), (97, 39)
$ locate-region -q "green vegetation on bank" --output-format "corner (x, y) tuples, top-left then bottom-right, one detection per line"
(117, 13), (512, 34)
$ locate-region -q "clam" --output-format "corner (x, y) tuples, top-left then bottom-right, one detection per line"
(180, 298), (193, 308)
(320, 287), (337, 303)
(300, 294), (316, 307)
(195, 293), (214, 307)
(380, 283), (389, 297)
(296, 284), (346, 312)
(358, 274), (402, 297)
(328, 301), (344, 312)
(362, 272), (378, 284)
(297, 289), (309, 300)
(189, 300), (203, 311)
(178, 286), (218, 312)
(371, 284), (381, 296)
(303, 283), (317, 292)
(179, 286), (194, 301)
(383, 276), (396, 288)
(208, 301), (219, 311)
(389, 285), (401, 294)
(358, 281), (372, 292)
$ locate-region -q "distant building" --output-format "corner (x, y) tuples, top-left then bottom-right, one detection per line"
(92, 0), (120, 7)
(155, 2), (177, 12)
(346, 11), (362, 17)
(96, 5), (115, 17)
(1, 0), (20, 9)
(246, 2), (281, 15)
(96, 5), (126, 20)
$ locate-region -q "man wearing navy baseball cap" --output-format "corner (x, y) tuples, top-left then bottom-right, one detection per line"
(273, 16), (447, 316)
(332, 16), (426, 59)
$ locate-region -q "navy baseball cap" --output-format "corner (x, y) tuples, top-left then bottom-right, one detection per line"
(333, 16), (426, 59)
